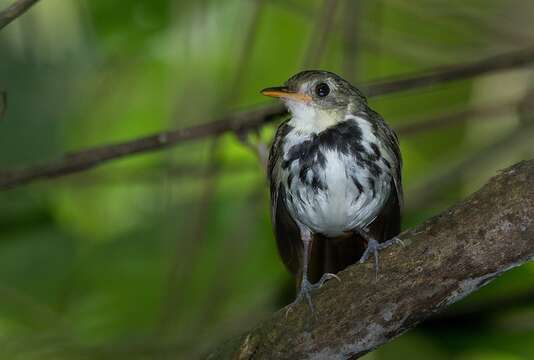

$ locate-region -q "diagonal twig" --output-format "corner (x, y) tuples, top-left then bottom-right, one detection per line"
(0, 0), (41, 30)
(0, 104), (284, 189)
(2, 48), (534, 190)
(46, 100), (526, 188)
(406, 123), (534, 212)
(341, 0), (361, 82)
(364, 47), (534, 96)
(301, 0), (339, 68)
(395, 100), (520, 137)
(157, 1), (267, 334)
(406, 89), (534, 212)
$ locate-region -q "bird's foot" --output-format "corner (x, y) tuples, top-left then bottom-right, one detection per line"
(285, 273), (340, 318)
(315, 272), (341, 287)
(359, 237), (404, 279)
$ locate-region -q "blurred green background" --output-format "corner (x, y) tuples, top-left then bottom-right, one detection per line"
(1, 0), (534, 359)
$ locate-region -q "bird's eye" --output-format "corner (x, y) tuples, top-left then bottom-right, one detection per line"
(315, 83), (330, 97)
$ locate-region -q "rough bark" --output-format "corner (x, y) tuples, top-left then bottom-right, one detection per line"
(207, 159), (534, 360)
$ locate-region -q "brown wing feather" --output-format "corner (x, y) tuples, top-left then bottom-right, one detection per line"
(273, 187), (303, 276)
(269, 120), (304, 276)
(366, 180), (402, 241)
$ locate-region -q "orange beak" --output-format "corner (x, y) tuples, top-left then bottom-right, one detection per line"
(260, 86), (311, 102)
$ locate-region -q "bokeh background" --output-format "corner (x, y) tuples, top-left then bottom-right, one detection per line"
(1, 0), (534, 359)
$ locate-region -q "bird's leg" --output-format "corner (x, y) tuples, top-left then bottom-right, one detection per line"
(357, 229), (404, 278)
(285, 228), (340, 317)
(287, 229), (315, 314)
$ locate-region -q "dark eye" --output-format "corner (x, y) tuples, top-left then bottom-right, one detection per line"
(315, 83), (330, 97)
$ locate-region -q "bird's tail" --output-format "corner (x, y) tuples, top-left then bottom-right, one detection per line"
(308, 233), (367, 283)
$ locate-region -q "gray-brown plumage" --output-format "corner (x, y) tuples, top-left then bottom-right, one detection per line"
(263, 70), (403, 311)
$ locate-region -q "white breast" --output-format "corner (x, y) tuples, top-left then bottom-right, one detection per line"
(284, 147), (391, 237)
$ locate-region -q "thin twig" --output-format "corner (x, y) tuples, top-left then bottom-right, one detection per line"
(158, 1), (267, 332)
(396, 100), (520, 137)
(341, 0), (361, 81)
(157, 139), (221, 334)
(363, 47), (534, 97)
(0, 104), (284, 189)
(39, 98), (522, 189)
(406, 88), (534, 212)
(2, 48), (534, 190)
(406, 120), (534, 212)
(0, 91), (6, 121)
(301, 0), (339, 68)
(227, 0), (265, 101)
(276, 0), (450, 67)
(0, 0), (41, 30)
(0, 0), (41, 122)
(390, 0), (533, 48)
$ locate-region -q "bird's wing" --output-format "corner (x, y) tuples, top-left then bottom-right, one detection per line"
(368, 109), (404, 208)
(268, 120), (303, 276)
(367, 178), (402, 241)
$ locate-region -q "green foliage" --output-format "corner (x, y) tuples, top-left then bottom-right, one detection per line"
(0, 0), (533, 359)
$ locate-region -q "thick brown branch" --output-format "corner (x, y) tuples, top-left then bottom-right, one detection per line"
(0, 0), (41, 30)
(2, 48), (534, 190)
(207, 159), (534, 359)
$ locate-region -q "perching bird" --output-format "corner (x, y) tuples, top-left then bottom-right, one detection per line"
(262, 70), (403, 311)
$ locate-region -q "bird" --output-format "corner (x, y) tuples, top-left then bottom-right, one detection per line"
(261, 70), (403, 312)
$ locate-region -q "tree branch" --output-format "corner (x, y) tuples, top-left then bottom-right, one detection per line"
(207, 159), (534, 359)
(2, 48), (534, 190)
(0, 0), (42, 122)
(363, 47), (534, 97)
(301, 0), (339, 68)
(0, 104), (285, 189)
(341, 0), (361, 82)
(395, 100), (519, 137)
(0, 0), (41, 30)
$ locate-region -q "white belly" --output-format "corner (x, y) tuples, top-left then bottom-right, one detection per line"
(286, 149), (390, 237)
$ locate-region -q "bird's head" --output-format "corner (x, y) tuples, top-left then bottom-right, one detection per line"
(261, 70), (367, 132)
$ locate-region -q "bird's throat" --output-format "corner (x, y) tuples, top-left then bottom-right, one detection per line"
(286, 101), (344, 134)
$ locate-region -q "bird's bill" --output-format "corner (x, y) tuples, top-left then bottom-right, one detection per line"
(260, 86), (311, 102)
